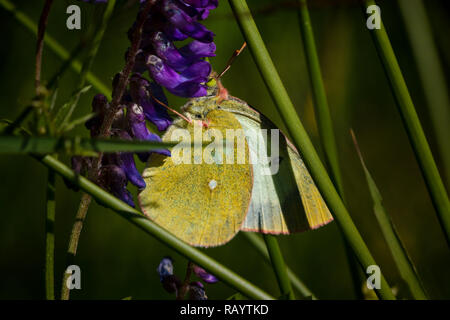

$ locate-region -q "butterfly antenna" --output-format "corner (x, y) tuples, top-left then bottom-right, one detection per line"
(214, 42), (247, 104)
(148, 91), (192, 124)
(216, 42), (247, 80)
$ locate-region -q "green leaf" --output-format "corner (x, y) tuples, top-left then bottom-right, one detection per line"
(226, 293), (247, 300)
(48, 88), (58, 112)
(0, 119), (31, 135)
(61, 112), (96, 133)
(297, 0), (363, 299)
(243, 232), (316, 299)
(351, 130), (427, 300)
(0, 0), (111, 98)
(53, 85), (92, 131)
(363, 0), (450, 245)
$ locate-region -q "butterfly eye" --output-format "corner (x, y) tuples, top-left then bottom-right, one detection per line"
(217, 105), (222, 109)
(195, 114), (202, 119)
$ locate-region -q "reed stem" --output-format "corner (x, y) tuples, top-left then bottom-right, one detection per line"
(229, 0), (395, 300)
(363, 0), (450, 245)
(263, 234), (295, 300)
(297, 0), (364, 299)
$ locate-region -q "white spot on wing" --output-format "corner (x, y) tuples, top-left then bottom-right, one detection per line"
(208, 179), (217, 190)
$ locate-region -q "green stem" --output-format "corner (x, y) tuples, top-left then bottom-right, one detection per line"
(297, 0), (343, 195)
(61, 0), (116, 127)
(45, 160), (57, 300)
(262, 234), (295, 300)
(60, 193), (92, 300)
(243, 232), (316, 299)
(228, 0), (395, 300)
(398, 0), (450, 187)
(363, 0), (450, 245)
(34, 154), (274, 300)
(0, 0), (111, 98)
(351, 130), (428, 300)
(35, 0), (54, 96)
(58, 0), (119, 301)
(297, 0), (364, 299)
(2, 106), (33, 135)
(0, 135), (176, 155)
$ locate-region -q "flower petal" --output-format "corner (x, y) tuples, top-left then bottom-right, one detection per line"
(98, 165), (135, 207)
(120, 152), (146, 189)
(169, 80), (207, 97)
(193, 265), (219, 283)
(178, 40), (216, 60)
(157, 257), (174, 281)
(152, 32), (193, 70)
(179, 60), (211, 80)
(127, 103), (171, 161)
(163, 0), (214, 43)
(111, 130), (146, 189)
(189, 281), (208, 300)
(129, 76), (172, 131)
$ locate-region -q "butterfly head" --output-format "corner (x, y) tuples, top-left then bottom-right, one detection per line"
(178, 75), (232, 126)
(181, 97), (219, 124)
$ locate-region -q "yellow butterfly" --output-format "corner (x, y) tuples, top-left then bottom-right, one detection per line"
(138, 84), (333, 247)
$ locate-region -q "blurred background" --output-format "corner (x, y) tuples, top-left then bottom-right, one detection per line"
(0, 0), (449, 299)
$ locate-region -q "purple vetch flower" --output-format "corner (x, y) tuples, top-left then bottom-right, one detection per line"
(162, 275), (182, 295)
(157, 257), (183, 294)
(189, 281), (208, 300)
(129, 0), (217, 97)
(127, 103), (171, 162)
(111, 130), (146, 189)
(146, 55), (209, 97)
(156, 258), (219, 299)
(98, 165), (135, 207)
(129, 75), (172, 131)
(192, 264), (219, 283)
(157, 257), (175, 281)
(74, 0), (219, 209)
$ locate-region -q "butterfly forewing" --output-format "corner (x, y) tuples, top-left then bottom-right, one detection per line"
(138, 108), (253, 247)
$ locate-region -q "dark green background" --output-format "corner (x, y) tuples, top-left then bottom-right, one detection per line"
(0, 0), (449, 299)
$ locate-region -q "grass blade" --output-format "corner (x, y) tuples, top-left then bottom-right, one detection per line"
(363, 0), (450, 245)
(0, 0), (111, 98)
(297, 0), (344, 194)
(228, 0), (395, 300)
(297, 0), (364, 299)
(351, 130), (427, 300)
(34, 154), (274, 300)
(398, 0), (450, 186)
(243, 232), (316, 299)
(263, 234), (295, 300)
(59, 0), (116, 128)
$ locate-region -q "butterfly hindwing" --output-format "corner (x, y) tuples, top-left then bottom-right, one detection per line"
(219, 97), (333, 233)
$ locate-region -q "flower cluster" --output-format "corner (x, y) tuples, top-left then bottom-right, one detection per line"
(157, 257), (218, 300)
(132, 0), (217, 97)
(74, 0), (217, 206)
(73, 87), (171, 207)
